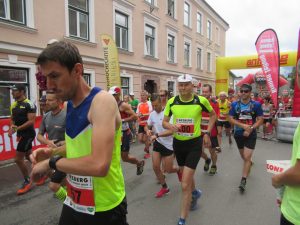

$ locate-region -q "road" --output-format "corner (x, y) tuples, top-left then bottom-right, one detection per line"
(0, 135), (291, 225)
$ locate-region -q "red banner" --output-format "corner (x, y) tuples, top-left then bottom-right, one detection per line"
(255, 29), (280, 108)
(0, 116), (47, 161)
(292, 28), (300, 117)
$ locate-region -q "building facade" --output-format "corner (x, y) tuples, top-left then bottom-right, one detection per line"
(0, 0), (229, 117)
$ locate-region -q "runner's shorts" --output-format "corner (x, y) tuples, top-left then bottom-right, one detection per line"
(153, 140), (173, 157)
(138, 125), (146, 134)
(121, 129), (132, 152)
(16, 135), (35, 152)
(216, 120), (231, 128)
(173, 136), (203, 170)
(210, 136), (219, 149)
(59, 197), (129, 225)
(263, 118), (272, 124)
(234, 134), (257, 150)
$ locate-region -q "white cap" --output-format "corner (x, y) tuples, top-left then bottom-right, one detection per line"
(177, 74), (193, 83)
(47, 39), (59, 45)
(129, 92), (135, 96)
(108, 86), (121, 95)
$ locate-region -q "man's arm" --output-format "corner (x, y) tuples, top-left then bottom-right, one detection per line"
(206, 109), (217, 133)
(15, 113), (36, 131)
(272, 160), (300, 188)
(121, 103), (138, 122)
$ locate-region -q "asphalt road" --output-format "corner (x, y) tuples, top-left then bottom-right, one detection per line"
(0, 135), (292, 225)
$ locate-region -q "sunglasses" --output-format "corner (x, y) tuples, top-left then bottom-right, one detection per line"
(240, 89), (250, 93)
(160, 95), (166, 97)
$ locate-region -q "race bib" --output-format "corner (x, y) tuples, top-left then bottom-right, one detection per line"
(238, 114), (253, 125)
(64, 174), (95, 215)
(176, 118), (194, 137)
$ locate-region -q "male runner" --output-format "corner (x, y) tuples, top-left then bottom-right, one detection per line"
(163, 74), (216, 225)
(145, 93), (180, 198)
(129, 92), (139, 143)
(229, 83), (263, 192)
(8, 84), (36, 195)
(31, 41), (128, 225)
(262, 96), (273, 139)
(109, 86), (144, 175)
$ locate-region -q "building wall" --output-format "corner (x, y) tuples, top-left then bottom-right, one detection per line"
(0, 0), (228, 117)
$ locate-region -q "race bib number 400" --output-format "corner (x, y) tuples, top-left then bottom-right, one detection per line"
(176, 118), (194, 137)
(64, 174), (96, 215)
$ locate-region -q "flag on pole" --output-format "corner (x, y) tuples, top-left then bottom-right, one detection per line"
(101, 34), (121, 89)
(255, 29), (280, 108)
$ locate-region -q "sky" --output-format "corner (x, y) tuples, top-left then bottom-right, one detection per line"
(205, 0), (300, 77)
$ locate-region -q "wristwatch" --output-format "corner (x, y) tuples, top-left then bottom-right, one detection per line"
(155, 133), (159, 138)
(49, 155), (63, 170)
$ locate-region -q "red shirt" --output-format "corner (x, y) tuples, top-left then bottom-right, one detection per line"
(201, 99), (220, 137)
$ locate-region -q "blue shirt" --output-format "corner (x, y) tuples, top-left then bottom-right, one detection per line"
(229, 100), (263, 136)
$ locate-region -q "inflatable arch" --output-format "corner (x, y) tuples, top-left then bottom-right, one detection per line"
(215, 51), (297, 95)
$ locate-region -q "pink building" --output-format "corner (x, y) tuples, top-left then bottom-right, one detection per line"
(0, 0), (229, 117)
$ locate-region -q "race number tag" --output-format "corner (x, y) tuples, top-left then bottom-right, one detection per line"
(238, 114), (253, 125)
(176, 118), (194, 137)
(64, 174), (95, 215)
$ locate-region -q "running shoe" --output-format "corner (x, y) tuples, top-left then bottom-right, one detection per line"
(35, 175), (48, 186)
(209, 165), (217, 176)
(215, 146), (222, 153)
(155, 187), (170, 198)
(239, 179), (246, 192)
(177, 218), (186, 225)
(177, 170), (182, 182)
(204, 158), (211, 172)
(190, 189), (202, 210)
(136, 160), (145, 175)
(17, 180), (32, 195)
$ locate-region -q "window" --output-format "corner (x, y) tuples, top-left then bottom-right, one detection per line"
(197, 12), (202, 34)
(145, 0), (154, 5)
(168, 80), (175, 97)
(167, 0), (175, 18)
(68, 0), (89, 40)
(121, 77), (129, 96)
(167, 34), (175, 63)
(115, 11), (128, 50)
(184, 42), (190, 66)
(216, 26), (220, 44)
(184, 2), (190, 27)
(207, 52), (212, 72)
(197, 48), (203, 69)
(83, 73), (91, 86)
(0, 67), (29, 118)
(0, 0), (26, 24)
(145, 24), (155, 57)
(207, 20), (212, 40)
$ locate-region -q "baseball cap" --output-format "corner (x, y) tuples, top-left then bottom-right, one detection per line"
(108, 86), (121, 95)
(129, 92), (135, 96)
(240, 83), (252, 91)
(177, 74), (193, 83)
(10, 84), (26, 92)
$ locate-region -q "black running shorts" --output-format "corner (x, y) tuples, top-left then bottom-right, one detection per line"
(173, 136), (203, 170)
(138, 125), (146, 134)
(121, 129), (132, 152)
(16, 136), (35, 152)
(216, 120), (231, 128)
(234, 134), (257, 150)
(59, 197), (129, 225)
(153, 140), (173, 157)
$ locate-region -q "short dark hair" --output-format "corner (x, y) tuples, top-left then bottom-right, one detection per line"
(240, 83), (252, 91)
(202, 84), (212, 92)
(150, 93), (161, 102)
(37, 41), (83, 73)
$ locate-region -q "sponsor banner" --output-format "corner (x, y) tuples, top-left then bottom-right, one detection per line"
(292, 28), (300, 117)
(266, 160), (290, 175)
(255, 29), (280, 108)
(0, 116), (46, 161)
(101, 34), (121, 89)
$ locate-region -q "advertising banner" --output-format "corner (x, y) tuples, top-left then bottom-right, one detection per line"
(292, 28), (300, 117)
(101, 34), (121, 89)
(0, 116), (46, 161)
(266, 160), (290, 175)
(255, 29), (280, 108)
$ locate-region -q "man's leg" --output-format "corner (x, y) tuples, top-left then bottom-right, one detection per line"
(242, 147), (253, 178)
(15, 151), (29, 178)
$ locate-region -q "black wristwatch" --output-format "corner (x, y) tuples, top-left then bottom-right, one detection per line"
(49, 155), (63, 170)
(155, 133), (159, 138)
(203, 132), (211, 137)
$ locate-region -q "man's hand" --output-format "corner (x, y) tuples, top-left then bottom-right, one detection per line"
(272, 174), (283, 188)
(31, 159), (50, 182)
(203, 134), (212, 148)
(169, 124), (181, 133)
(8, 125), (17, 137)
(146, 130), (152, 137)
(47, 140), (58, 148)
(30, 147), (52, 165)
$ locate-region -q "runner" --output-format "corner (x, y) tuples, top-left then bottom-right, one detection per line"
(32, 41), (128, 225)
(137, 90), (153, 159)
(201, 84), (220, 175)
(228, 83), (263, 192)
(262, 96), (273, 139)
(129, 92), (139, 143)
(144, 93), (180, 198)
(217, 91), (232, 152)
(163, 74), (216, 225)
(8, 84), (36, 195)
(36, 91), (67, 201)
(109, 86), (145, 175)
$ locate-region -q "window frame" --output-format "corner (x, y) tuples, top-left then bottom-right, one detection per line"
(0, 0), (31, 26)
(196, 11), (203, 34)
(144, 16), (158, 58)
(207, 51), (212, 72)
(167, 0), (176, 18)
(183, 1), (191, 27)
(207, 19), (212, 40)
(196, 47), (203, 70)
(115, 10), (129, 50)
(184, 37), (191, 67)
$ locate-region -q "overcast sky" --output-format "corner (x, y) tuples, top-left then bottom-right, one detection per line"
(205, 0), (300, 76)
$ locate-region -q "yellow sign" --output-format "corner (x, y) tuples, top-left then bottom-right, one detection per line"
(101, 34), (121, 89)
